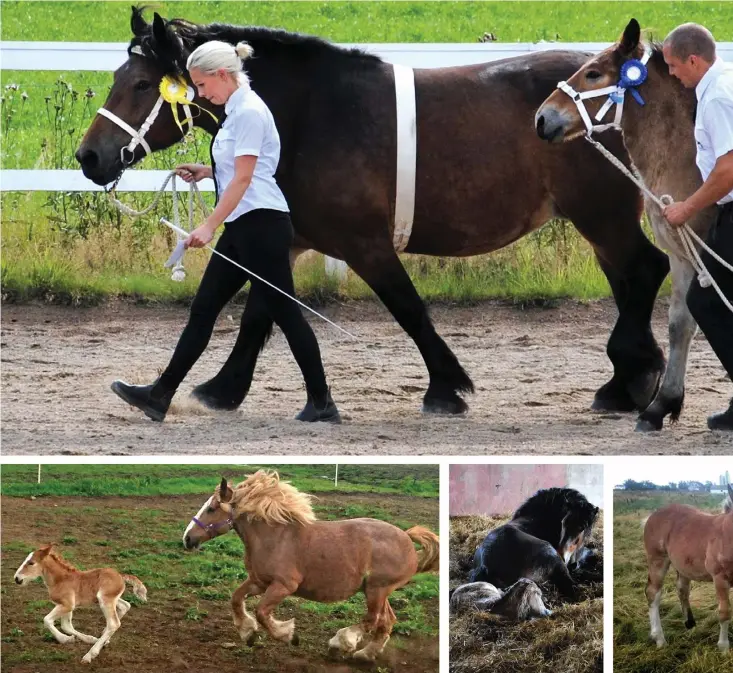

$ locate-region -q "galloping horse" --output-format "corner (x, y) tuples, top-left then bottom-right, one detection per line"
(77, 7), (670, 418)
(182, 471), (439, 662)
(642, 485), (733, 652)
(470, 487), (600, 602)
(535, 19), (719, 431)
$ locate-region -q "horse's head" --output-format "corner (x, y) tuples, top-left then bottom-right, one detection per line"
(535, 18), (654, 142)
(558, 505), (599, 564)
(76, 7), (215, 185)
(13, 544), (54, 585)
(183, 478), (235, 550)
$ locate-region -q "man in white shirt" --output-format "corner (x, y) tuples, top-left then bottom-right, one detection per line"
(663, 23), (733, 430)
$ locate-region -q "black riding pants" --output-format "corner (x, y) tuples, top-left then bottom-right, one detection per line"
(158, 209), (329, 403)
(686, 202), (733, 384)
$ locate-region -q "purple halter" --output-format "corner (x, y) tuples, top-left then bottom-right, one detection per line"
(191, 514), (234, 533)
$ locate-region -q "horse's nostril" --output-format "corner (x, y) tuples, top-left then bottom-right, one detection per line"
(536, 115), (546, 137)
(76, 148), (99, 170)
(15, 577), (22, 584)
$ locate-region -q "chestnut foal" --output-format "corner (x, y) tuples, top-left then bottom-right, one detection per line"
(644, 485), (733, 652)
(14, 544), (147, 664)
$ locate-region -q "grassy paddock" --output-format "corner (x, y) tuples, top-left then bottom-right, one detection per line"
(2, 2), (730, 303)
(613, 490), (732, 673)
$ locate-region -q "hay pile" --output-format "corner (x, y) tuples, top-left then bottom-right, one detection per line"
(450, 513), (604, 673)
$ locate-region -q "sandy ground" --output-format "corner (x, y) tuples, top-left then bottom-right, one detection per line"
(1, 299), (732, 455)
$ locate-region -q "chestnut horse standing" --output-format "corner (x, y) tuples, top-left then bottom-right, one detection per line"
(77, 7), (670, 418)
(182, 471), (439, 662)
(535, 19), (719, 431)
(643, 485), (733, 652)
(13, 544), (148, 664)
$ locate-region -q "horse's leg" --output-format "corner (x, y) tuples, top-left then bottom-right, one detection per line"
(637, 253), (698, 431)
(116, 598), (131, 620)
(345, 246), (474, 414)
(59, 611), (98, 645)
(328, 624), (367, 656)
(548, 561), (578, 602)
(569, 212), (668, 412)
(43, 603), (76, 644)
(231, 577), (264, 645)
(714, 574), (731, 653)
(353, 587), (390, 662)
(254, 581), (298, 644)
(81, 594), (121, 663)
(646, 556), (671, 647)
(676, 573), (695, 629)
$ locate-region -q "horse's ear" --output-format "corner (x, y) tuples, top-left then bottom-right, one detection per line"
(620, 18), (641, 56)
(152, 12), (174, 49)
(130, 5), (148, 36)
(220, 477), (232, 503)
(38, 544), (55, 557)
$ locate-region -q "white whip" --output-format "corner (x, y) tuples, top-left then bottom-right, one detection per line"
(160, 218), (358, 340)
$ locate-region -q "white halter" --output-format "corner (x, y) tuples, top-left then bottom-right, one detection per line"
(556, 48), (652, 135)
(96, 45), (194, 165)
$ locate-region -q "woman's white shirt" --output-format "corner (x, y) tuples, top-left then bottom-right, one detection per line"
(212, 85), (290, 220)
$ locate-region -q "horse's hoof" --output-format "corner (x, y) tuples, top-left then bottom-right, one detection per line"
(422, 396), (468, 415)
(190, 385), (241, 411)
(684, 617), (695, 629)
(635, 417), (663, 432)
(245, 632), (257, 647)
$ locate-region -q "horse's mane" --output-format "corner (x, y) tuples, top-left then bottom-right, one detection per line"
(226, 470), (316, 526)
(129, 5), (380, 75)
(45, 550), (78, 572)
(513, 487), (597, 525)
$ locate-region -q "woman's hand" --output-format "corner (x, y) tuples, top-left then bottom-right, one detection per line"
(184, 221), (218, 249)
(175, 163), (211, 183)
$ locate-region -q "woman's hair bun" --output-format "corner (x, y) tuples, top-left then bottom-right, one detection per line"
(235, 42), (254, 60)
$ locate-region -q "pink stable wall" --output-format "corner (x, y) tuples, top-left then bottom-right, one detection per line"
(450, 464), (569, 516)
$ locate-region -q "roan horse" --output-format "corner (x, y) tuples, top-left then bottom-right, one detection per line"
(77, 7), (671, 417)
(182, 471), (439, 661)
(535, 19), (720, 431)
(469, 487), (600, 602)
(13, 544), (148, 664)
(642, 484), (733, 652)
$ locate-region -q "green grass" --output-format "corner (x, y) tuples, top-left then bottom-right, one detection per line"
(0, 463), (439, 498)
(4, 1), (726, 303)
(613, 491), (733, 673)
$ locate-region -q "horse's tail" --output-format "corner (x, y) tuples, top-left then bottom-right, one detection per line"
(122, 574), (148, 602)
(406, 526), (440, 573)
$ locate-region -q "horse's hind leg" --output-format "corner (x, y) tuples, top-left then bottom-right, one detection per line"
(231, 578), (263, 645)
(714, 574), (731, 653)
(254, 581), (298, 644)
(353, 589), (394, 662)
(81, 593), (122, 663)
(646, 556), (671, 647)
(59, 611), (98, 645)
(676, 573), (695, 629)
(116, 598), (131, 620)
(345, 246), (474, 414)
(637, 252), (698, 431)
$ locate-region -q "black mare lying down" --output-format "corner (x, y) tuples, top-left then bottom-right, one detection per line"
(470, 488), (600, 604)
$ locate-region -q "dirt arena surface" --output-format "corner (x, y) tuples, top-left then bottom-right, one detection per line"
(2, 299), (731, 455)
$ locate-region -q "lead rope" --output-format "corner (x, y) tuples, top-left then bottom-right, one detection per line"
(107, 170), (210, 281)
(584, 135), (733, 314)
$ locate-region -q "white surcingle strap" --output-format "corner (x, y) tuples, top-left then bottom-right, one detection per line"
(392, 63), (417, 253)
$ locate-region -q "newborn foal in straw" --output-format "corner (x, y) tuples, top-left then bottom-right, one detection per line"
(14, 544), (147, 664)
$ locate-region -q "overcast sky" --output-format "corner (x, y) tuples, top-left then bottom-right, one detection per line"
(610, 458), (732, 486)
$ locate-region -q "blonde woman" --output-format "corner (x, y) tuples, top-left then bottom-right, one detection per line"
(112, 41), (340, 423)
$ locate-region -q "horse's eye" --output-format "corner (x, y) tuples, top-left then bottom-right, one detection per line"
(207, 507), (215, 514)
(135, 80), (152, 92)
(27, 561), (35, 566)
(585, 70), (602, 81)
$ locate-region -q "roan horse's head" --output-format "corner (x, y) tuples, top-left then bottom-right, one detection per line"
(182, 478), (235, 550)
(76, 7), (216, 185)
(535, 18), (650, 143)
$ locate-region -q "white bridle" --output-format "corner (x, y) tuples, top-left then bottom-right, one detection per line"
(96, 45), (194, 166)
(556, 48), (652, 135)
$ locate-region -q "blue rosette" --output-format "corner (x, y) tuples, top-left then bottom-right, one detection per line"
(618, 59), (648, 105)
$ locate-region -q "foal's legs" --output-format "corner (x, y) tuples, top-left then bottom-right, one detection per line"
(116, 598), (131, 620)
(676, 573), (695, 629)
(59, 611), (98, 645)
(255, 581), (298, 643)
(231, 578), (264, 644)
(81, 593), (122, 664)
(646, 557), (671, 647)
(43, 603), (76, 644)
(637, 252), (698, 431)
(714, 574), (731, 653)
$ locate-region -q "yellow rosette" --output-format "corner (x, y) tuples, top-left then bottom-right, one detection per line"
(159, 75), (218, 134)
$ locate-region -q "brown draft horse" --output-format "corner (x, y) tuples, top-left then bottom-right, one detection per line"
(536, 19), (720, 432)
(76, 7), (670, 418)
(13, 544), (148, 664)
(182, 471), (439, 661)
(643, 485), (733, 652)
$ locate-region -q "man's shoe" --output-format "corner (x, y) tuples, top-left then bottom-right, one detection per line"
(296, 392), (341, 424)
(707, 405), (733, 431)
(111, 380), (174, 422)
